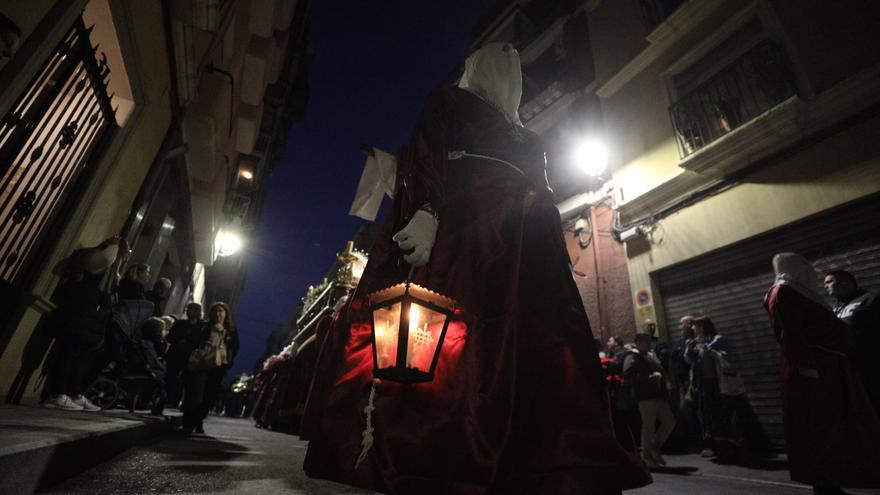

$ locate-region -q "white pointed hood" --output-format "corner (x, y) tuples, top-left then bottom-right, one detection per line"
(772, 252), (828, 308)
(458, 42), (523, 126)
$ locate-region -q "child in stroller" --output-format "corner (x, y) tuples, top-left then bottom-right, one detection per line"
(87, 299), (167, 414)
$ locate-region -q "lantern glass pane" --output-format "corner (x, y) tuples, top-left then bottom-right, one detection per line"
(373, 302), (401, 368)
(405, 303), (448, 372)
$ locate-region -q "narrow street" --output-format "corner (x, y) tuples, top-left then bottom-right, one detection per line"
(38, 415), (878, 495)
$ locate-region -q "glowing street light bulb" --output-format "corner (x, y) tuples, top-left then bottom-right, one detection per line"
(574, 140), (608, 177)
(217, 230), (243, 256)
(240, 169), (254, 180)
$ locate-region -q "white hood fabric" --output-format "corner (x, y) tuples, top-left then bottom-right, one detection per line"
(349, 147), (397, 222)
(81, 244), (118, 275)
(458, 42), (523, 126)
(772, 252), (827, 308)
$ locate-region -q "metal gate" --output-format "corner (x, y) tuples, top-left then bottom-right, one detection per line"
(0, 18), (116, 285)
(656, 197), (880, 448)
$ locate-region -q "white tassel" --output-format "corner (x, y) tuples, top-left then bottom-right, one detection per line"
(354, 378), (379, 470)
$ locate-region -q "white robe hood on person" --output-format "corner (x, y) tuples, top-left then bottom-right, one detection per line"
(772, 252), (828, 308)
(457, 42), (524, 126)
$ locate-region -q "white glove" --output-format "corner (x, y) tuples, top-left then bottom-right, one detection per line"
(392, 209), (438, 267)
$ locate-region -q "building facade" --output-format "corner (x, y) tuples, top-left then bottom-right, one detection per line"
(588, 0), (880, 446)
(0, 0), (311, 404)
(468, 0), (880, 447)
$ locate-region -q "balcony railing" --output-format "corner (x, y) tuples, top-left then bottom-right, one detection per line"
(669, 41), (796, 158)
(639, 0), (685, 33)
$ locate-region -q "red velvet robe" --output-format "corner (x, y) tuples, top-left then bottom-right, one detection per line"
(764, 284), (880, 487)
(303, 87), (651, 494)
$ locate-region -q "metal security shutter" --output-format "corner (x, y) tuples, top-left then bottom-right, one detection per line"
(657, 196), (880, 449)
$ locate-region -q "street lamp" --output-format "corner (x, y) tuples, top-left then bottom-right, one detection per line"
(239, 169), (254, 180)
(216, 229), (243, 257)
(573, 140), (608, 177)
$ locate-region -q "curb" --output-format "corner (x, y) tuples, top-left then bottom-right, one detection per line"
(0, 413), (180, 493)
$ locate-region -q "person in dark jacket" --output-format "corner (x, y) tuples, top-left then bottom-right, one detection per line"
(146, 277), (172, 317)
(181, 301), (239, 434)
(117, 263), (150, 300)
(165, 303), (203, 408)
(824, 269), (880, 414)
(43, 237), (121, 411)
(624, 333), (676, 468)
(670, 314), (700, 449)
(684, 316), (742, 460)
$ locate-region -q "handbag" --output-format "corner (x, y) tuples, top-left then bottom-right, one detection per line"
(187, 341), (223, 371)
(712, 350), (746, 396)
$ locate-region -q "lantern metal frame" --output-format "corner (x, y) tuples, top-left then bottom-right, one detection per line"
(367, 280), (456, 384)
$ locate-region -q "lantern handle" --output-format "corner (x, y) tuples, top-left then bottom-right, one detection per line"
(404, 263), (416, 287)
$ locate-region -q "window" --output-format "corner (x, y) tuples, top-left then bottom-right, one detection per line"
(667, 19), (796, 157)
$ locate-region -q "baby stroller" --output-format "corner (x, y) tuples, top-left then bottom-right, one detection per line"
(86, 299), (165, 413)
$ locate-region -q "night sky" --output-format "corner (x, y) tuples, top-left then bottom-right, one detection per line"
(230, 1), (493, 377)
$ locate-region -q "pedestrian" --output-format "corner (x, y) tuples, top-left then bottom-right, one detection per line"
(159, 315), (176, 354)
(181, 301), (239, 434)
(303, 43), (650, 494)
(43, 237), (121, 411)
(117, 263), (150, 300)
(685, 316), (745, 461)
(140, 316), (168, 415)
(165, 303), (203, 407)
(146, 277), (172, 316)
(766, 253), (880, 495)
(624, 333), (676, 468)
(823, 269), (880, 413)
(604, 334), (640, 449)
(670, 314), (701, 451)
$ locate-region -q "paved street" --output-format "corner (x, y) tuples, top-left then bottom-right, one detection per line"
(37, 415), (880, 495)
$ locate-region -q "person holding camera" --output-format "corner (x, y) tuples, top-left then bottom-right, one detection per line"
(624, 333), (676, 468)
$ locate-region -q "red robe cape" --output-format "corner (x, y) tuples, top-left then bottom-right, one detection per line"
(764, 284), (880, 487)
(303, 87), (650, 495)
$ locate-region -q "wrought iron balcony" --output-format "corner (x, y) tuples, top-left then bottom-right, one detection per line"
(669, 41), (796, 158)
(639, 0), (685, 32)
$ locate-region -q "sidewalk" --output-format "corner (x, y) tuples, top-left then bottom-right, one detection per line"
(0, 404), (180, 493)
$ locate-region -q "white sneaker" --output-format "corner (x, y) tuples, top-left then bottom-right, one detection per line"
(71, 395), (101, 412)
(43, 394), (85, 411)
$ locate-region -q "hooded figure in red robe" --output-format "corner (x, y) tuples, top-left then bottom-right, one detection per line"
(764, 253), (880, 493)
(302, 43), (651, 495)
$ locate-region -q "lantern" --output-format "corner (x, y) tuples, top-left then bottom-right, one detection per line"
(368, 281), (456, 383)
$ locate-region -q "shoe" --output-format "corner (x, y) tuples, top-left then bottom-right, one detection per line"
(43, 394), (85, 411)
(71, 395), (101, 412)
(194, 424), (205, 434)
(653, 448), (667, 466)
(700, 448), (715, 458)
(642, 454), (659, 469)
